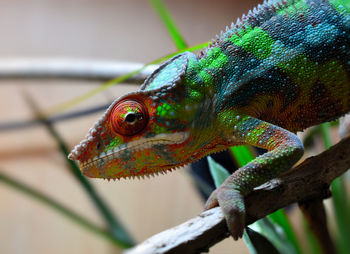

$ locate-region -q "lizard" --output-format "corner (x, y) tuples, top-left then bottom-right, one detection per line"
(68, 0), (350, 240)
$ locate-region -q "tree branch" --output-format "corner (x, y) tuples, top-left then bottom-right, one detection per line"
(0, 58), (158, 83)
(125, 136), (350, 254)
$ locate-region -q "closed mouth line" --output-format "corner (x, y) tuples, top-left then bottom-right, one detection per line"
(80, 132), (189, 170)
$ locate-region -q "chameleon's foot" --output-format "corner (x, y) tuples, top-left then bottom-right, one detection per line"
(205, 185), (245, 240)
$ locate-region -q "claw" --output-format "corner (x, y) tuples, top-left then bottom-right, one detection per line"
(204, 189), (219, 210)
(205, 186), (246, 240)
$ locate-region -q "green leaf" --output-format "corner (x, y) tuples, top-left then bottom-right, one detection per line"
(303, 121), (338, 149)
(331, 176), (350, 254)
(243, 230), (258, 254)
(0, 171), (127, 248)
(230, 145), (254, 167)
(150, 0), (187, 50)
(252, 216), (300, 254)
(207, 156), (230, 187)
(268, 210), (302, 254)
(244, 227), (280, 254)
(320, 123), (332, 149)
(302, 216), (323, 254)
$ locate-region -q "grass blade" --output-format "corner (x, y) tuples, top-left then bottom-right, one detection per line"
(331, 176), (350, 254)
(230, 145), (254, 167)
(267, 210), (302, 254)
(320, 123), (332, 149)
(244, 227), (281, 254)
(25, 95), (135, 248)
(207, 156), (230, 187)
(321, 122), (350, 254)
(0, 171), (126, 247)
(302, 216), (323, 254)
(150, 0), (187, 50)
(243, 230), (258, 254)
(45, 41), (208, 116)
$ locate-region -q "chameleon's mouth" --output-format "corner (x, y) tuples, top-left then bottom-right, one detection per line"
(79, 131), (190, 177)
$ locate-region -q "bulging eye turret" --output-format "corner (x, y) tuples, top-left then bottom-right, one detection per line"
(110, 100), (149, 136)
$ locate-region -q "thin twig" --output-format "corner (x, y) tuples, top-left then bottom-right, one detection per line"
(0, 58), (157, 82)
(125, 136), (350, 254)
(0, 102), (110, 132)
(0, 59), (158, 131)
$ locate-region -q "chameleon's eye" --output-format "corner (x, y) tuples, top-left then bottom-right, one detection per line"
(110, 100), (149, 136)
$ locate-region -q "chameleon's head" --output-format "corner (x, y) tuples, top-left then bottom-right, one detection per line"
(68, 53), (225, 179)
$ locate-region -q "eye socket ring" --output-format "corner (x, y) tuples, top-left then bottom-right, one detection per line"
(110, 100), (149, 136)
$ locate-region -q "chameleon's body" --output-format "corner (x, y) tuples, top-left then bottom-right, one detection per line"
(69, 0), (350, 239)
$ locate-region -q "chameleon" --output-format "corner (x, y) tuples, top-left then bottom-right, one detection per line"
(68, 0), (350, 240)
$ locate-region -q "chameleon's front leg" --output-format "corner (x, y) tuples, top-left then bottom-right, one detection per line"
(205, 114), (304, 239)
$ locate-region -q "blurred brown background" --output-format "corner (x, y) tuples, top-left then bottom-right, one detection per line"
(0, 1), (264, 253)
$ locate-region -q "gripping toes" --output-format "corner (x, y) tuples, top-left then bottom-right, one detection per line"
(206, 116), (305, 240)
(205, 185), (246, 240)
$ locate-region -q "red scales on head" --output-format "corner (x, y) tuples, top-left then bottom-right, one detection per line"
(68, 52), (200, 179)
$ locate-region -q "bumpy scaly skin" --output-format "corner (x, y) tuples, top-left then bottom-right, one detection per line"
(69, 0), (350, 239)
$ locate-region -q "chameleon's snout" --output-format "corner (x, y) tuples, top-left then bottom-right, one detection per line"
(68, 120), (107, 166)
